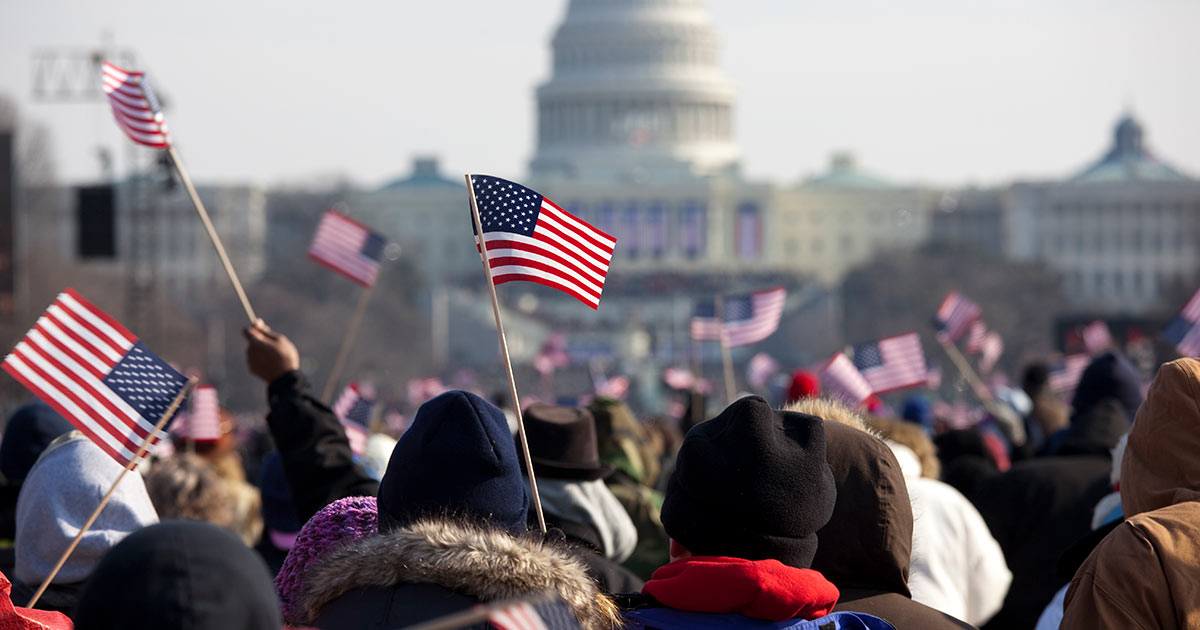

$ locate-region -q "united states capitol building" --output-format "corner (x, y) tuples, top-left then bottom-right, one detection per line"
(350, 0), (1200, 369)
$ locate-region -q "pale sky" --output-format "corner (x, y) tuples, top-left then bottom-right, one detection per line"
(3, 0), (1199, 188)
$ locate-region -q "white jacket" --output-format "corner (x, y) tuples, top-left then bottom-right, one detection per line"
(888, 442), (1012, 626)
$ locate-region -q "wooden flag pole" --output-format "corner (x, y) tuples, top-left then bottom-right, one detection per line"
(166, 146), (257, 324)
(717, 296), (737, 405)
(690, 330), (704, 428)
(464, 174), (546, 533)
(938, 338), (999, 411)
(27, 377), (198, 608)
(322, 284), (376, 403)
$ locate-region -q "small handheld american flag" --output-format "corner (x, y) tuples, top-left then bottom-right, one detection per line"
(308, 209), (387, 287)
(102, 61), (170, 148)
(488, 597), (582, 630)
(1, 289), (189, 467)
(691, 288), (787, 347)
(934, 291), (981, 343)
(1048, 354), (1091, 397)
(172, 384), (223, 442)
(819, 352), (874, 406)
(332, 383), (373, 456)
(852, 332), (928, 395)
(468, 175), (615, 309)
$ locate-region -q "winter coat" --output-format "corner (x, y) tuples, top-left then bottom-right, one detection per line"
(535, 477), (644, 593)
(812, 421), (975, 630)
(888, 443), (1010, 626)
(264, 371), (378, 523)
(72, 520), (281, 629)
(1062, 358), (1200, 628)
(12, 434), (158, 614)
(969, 400), (1125, 630)
(290, 517), (620, 630)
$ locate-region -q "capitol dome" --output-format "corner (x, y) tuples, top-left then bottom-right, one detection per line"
(530, 0), (741, 182)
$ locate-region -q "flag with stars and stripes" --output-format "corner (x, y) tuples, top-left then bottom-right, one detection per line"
(852, 332), (928, 395)
(332, 383), (373, 456)
(1049, 354), (1091, 397)
(308, 210), (387, 287)
(469, 175), (615, 309)
(933, 291), (981, 343)
(102, 61), (170, 148)
(819, 352), (874, 406)
(1180, 287), (1200, 323)
(173, 384), (223, 442)
(691, 288), (787, 348)
(1163, 316), (1200, 358)
(488, 597), (582, 630)
(965, 320), (988, 355)
(1, 289), (189, 467)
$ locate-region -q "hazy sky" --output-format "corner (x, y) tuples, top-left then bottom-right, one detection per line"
(3, 0), (1199, 188)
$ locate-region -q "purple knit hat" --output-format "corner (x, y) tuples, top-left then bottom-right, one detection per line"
(275, 496), (378, 624)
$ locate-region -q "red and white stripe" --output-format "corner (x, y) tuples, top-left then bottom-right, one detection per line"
(479, 198), (615, 310)
(174, 385), (222, 441)
(723, 288), (787, 347)
(935, 291), (981, 343)
(965, 320), (988, 355)
(488, 602), (549, 630)
(819, 352), (874, 405)
(308, 210), (381, 287)
(979, 332), (1004, 374)
(2, 289), (161, 466)
(1049, 354), (1091, 397)
(102, 61), (170, 148)
(1182, 287), (1200, 322)
(859, 332), (928, 394)
(1176, 324), (1200, 358)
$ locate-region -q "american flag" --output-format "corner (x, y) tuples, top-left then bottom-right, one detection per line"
(965, 320), (988, 355)
(1, 289), (189, 467)
(173, 385), (222, 441)
(852, 332), (928, 394)
(691, 288), (787, 347)
(979, 331), (1004, 374)
(1081, 320), (1113, 354)
(746, 352), (780, 390)
(819, 352), (874, 405)
(332, 383), (373, 456)
(934, 291), (981, 343)
(469, 175), (615, 309)
(1181, 287), (1200, 323)
(308, 210), (386, 287)
(662, 366), (696, 391)
(1049, 354), (1091, 397)
(101, 61), (170, 148)
(1163, 316), (1200, 358)
(488, 598), (581, 630)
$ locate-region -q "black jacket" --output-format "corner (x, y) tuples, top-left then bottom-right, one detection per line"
(545, 516), (643, 594)
(265, 371), (378, 524)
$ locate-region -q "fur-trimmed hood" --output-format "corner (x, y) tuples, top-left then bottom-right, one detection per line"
(297, 518), (621, 630)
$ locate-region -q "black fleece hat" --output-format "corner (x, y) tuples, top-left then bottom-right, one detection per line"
(377, 391), (530, 534)
(660, 396), (836, 569)
(73, 520), (282, 629)
(0, 401), (74, 483)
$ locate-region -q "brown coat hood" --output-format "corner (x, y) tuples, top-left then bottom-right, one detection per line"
(1121, 358), (1200, 517)
(298, 519), (620, 630)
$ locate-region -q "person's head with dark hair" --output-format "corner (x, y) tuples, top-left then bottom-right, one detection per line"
(0, 401), (74, 485)
(1071, 351), (1143, 424)
(73, 520), (281, 630)
(1022, 362), (1051, 398)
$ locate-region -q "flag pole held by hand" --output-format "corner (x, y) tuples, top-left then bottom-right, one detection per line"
(322, 284), (376, 403)
(26, 377), (198, 608)
(165, 147), (257, 324)
(465, 174), (546, 533)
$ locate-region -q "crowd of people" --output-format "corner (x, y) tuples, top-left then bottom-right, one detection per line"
(0, 317), (1194, 629)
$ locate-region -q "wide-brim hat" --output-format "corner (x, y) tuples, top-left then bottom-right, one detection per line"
(521, 403), (613, 481)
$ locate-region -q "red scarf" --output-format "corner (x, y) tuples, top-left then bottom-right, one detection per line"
(642, 556), (839, 621)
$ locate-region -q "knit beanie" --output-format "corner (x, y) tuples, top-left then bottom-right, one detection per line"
(275, 496), (378, 625)
(786, 370), (820, 403)
(376, 391), (529, 534)
(1071, 351), (1143, 423)
(660, 396), (836, 569)
(0, 401), (74, 484)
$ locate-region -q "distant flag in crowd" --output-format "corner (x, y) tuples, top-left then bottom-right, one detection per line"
(488, 597), (582, 630)
(925, 365), (943, 390)
(173, 385), (222, 442)
(1048, 354), (1091, 397)
(596, 375), (629, 400)
(407, 377), (448, 405)
(1081, 320), (1113, 355)
(662, 366), (696, 391)
(308, 210), (386, 287)
(1162, 287), (1200, 358)
(934, 291), (981, 343)
(691, 288), (787, 347)
(819, 352), (874, 405)
(101, 61), (170, 148)
(331, 383), (373, 456)
(965, 320), (988, 355)
(469, 175), (616, 309)
(979, 332), (1005, 374)
(1, 289), (189, 467)
(746, 352), (780, 390)
(851, 332), (928, 394)
(534, 333), (570, 377)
